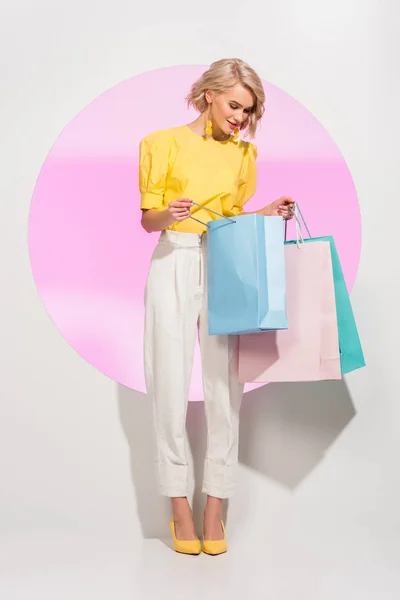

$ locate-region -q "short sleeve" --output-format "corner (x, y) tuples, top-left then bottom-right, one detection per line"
(231, 142), (258, 215)
(138, 132), (171, 210)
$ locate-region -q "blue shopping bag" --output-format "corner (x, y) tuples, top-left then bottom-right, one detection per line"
(285, 207), (365, 375)
(205, 213), (287, 335)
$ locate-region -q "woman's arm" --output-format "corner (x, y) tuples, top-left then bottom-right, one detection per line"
(141, 209), (175, 233)
(141, 199), (192, 233)
(240, 205), (273, 217)
(240, 196), (294, 219)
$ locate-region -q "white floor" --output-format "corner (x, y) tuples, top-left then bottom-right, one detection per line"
(1, 526), (399, 600)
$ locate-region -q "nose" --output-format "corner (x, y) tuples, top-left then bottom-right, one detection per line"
(235, 114), (246, 125)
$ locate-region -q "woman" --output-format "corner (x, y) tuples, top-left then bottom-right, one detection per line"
(139, 58), (294, 555)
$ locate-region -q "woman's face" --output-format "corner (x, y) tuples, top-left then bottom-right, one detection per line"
(206, 84), (255, 138)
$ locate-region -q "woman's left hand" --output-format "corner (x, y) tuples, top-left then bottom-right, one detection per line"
(267, 197), (295, 220)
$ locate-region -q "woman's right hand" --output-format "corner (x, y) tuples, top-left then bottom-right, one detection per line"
(141, 199), (193, 233)
(167, 199), (192, 222)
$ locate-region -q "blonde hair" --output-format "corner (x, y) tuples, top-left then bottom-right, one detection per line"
(186, 58), (265, 139)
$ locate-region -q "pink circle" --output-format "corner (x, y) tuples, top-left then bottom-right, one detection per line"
(28, 65), (362, 402)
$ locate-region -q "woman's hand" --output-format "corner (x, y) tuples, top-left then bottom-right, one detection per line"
(141, 198), (192, 233)
(262, 197), (295, 220)
(167, 199), (192, 222)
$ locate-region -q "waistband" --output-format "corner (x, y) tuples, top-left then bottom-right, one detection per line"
(159, 230), (207, 247)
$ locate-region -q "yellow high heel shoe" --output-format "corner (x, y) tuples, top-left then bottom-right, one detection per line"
(202, 521), (227, 555)
(169, 518), (201, 555)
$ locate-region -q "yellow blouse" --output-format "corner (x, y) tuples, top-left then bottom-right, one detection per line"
(138, 125), (257, 234)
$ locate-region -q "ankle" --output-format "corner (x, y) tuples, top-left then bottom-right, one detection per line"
(204, 495), (223, 517)
(171, 497), (192, 519)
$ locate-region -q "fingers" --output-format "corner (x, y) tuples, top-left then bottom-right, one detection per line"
(277, 196), (294, 205)
(168, 198), (192, 221)
(177, 210), (191, 220)
(277, 197), (294, 207)
(172, 206), (191, 214)
(172, 210), (191, 221)
(279, 211), (294, 220)
(277, 197), (295, 220)
(169, 199), (192, 208)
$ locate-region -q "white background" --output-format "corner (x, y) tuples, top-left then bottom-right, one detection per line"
(1, 1), (399, 598)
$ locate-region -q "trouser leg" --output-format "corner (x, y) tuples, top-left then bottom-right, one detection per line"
(144, 237), (201, 497)
(198, 243), (244, 499)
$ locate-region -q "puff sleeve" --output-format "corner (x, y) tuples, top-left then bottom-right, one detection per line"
(138, 132), (171, 210)
(231, 142), (258, 215)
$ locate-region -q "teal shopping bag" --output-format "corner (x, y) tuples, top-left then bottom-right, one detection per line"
(285, 208), (365, 375)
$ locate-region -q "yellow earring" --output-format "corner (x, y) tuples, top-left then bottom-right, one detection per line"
(205, 119), (213, 137)
(233, 127), (240, 141)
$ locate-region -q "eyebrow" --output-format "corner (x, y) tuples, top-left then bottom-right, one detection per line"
(229, 100), (254, 110)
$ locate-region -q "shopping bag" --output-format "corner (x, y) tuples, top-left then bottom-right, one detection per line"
(290, 206), (365, 374)
(205, 213), (287, 335)
(238, 240), (342, 382)
(310, 235), (366, 375)
(238, 205), (365, 381)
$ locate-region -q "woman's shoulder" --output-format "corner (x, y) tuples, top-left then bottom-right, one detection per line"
(140, 125), (188, 148)
(236, 138), (258, 159)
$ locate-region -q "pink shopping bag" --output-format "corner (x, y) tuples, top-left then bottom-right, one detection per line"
(238, 241), (342, 383)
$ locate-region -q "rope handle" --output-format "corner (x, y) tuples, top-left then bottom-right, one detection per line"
(189, 201), (236, 227)
(189, 201), (311, 243)
(284, 203), (311, 247)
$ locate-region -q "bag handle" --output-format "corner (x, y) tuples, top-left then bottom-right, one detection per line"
(189, 201), (237, 227)
(284, 203), (311, 246)
(190, 200), (312, 242)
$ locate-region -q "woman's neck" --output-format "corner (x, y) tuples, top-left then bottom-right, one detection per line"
(187, 116), (230, 142)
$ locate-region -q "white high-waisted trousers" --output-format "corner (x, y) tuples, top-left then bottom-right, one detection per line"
(144, 230), (244, 498)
